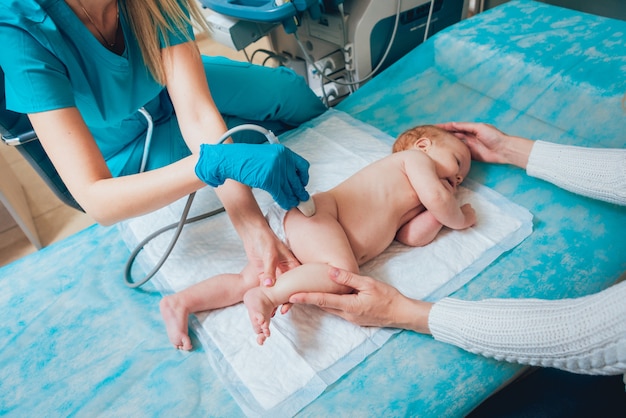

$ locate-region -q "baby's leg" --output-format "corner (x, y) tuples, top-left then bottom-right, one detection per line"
(160, 264), (258, 350)
(243, 263), (352, 345)
(243, 194), (357, 345)
(395, 210), (443, 247)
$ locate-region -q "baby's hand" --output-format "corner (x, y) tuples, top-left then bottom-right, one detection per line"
(460, 203), (477, 228)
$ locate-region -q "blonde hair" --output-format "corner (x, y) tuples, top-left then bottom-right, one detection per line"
(120, 0), (211, 85)
(392, 125), (450, 153)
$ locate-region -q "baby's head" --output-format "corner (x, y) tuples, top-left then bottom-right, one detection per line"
(393, 124), (471, 188)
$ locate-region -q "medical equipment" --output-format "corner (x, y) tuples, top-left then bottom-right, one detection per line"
(200, 0), (465, 105)
(124, 123), (316, 288)
(203, 12), (277, 51)
(297, 196), (316, 217)
(137, 107), (154, 173)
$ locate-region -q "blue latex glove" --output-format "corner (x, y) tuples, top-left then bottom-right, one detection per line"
(195, 143), (310, 210)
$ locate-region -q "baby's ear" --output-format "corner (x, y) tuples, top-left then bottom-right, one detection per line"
(414, 137), (432, 152)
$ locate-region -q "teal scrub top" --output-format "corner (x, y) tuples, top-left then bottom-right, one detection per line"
(0, 0), (192, 175)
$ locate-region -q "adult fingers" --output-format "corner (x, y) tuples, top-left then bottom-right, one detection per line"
(326, 266), (373, 291)
(444, 121), (480, 133)
(289, 290), (357, 314)
(434, 122), (458, 131)
(261, 250), (278, 287)
(285, 167), (310, 204)
(290, 150), (310, 187)
(287, 151), (311, 203)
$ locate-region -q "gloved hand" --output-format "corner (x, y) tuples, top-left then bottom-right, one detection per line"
(195, 143), (310, 210)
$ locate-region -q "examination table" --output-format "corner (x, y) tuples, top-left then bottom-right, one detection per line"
(1, 0), (624, 416)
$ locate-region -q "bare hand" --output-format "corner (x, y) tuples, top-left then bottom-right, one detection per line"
(289, 266), (433, 332)
(436, 122), (510, 164)
(437, 122), (534, 169)
(244, 227), (300, 287)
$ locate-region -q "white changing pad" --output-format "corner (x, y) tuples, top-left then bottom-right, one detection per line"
(119, 109), (533, 417)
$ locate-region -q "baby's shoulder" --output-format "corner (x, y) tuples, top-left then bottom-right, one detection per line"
(393, 149), (426, 157)
(390, 149), (432, 166)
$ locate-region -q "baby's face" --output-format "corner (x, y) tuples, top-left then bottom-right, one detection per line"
(429, 136), (471, 191)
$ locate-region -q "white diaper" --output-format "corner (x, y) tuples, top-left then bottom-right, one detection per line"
(264, 203), (289, 247)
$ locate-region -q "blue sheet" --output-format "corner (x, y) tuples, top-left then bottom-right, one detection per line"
(1, 1), (625, 416)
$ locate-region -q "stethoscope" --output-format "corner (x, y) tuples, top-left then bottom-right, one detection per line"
(124, 109), (314, 288)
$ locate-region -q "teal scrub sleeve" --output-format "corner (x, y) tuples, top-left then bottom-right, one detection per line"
(195, 143), (311, 210)
(0, 23), (75, 113)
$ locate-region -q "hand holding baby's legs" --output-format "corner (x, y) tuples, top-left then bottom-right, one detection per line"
(242, 263), (354, 345)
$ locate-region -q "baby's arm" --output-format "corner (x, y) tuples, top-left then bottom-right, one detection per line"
(424, 188), (476, 231)
(395, 210), (443, 247)
(404, 156), (476, 230)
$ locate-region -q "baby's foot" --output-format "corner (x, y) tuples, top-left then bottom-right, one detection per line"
(159, 295), (192, 351)
(243, 287), (276, 345)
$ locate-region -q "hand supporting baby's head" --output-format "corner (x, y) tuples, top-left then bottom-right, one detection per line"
(393, 124), (471, 188)
(393, 125), (463, 152)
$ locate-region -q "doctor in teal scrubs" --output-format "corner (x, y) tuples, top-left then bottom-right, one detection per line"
(0, 0), (327, 285)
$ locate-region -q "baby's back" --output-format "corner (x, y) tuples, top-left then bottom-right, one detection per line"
(327, 151), (427, 265)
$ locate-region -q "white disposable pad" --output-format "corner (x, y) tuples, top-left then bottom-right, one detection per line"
(119, 109), (533, 417)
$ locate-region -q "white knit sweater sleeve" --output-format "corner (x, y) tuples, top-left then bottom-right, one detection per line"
(428, 281), (626, 375)
(526, 141), (626, 206)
